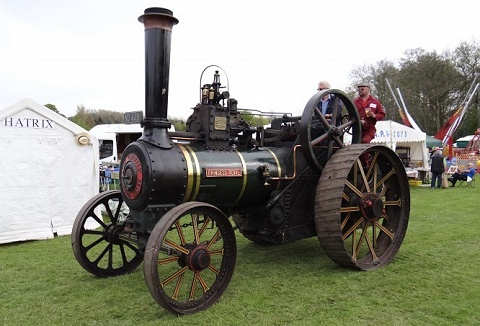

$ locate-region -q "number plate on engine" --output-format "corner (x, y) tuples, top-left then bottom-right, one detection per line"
(124, 111), (143, 124)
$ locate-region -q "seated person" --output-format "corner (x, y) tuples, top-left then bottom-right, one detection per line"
(448, 163), (476, 187)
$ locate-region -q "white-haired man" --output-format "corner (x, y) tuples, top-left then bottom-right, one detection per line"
(317, 81), (342, 123)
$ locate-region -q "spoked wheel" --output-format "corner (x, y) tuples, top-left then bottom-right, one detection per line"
(144, 201), (237, 315)
(300, 89), (362, 172)
(315, 144), (410, 270)
(71, 190), (143, 277)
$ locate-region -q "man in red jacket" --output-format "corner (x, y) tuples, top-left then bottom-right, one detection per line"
(354, 81), (385, 143)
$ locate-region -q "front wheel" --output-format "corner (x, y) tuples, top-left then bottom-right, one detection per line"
(144, 202), (237, 315)
(71, 190), (143, 277)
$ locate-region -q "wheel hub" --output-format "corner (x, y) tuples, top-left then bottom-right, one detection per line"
(104, 224), (124, 245)
(186, 245), (211, 272)
(329, 126), (340, 137)
(360, 193), (384, 221)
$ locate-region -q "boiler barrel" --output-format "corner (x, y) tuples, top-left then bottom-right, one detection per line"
(178, 144), (288, 207)
(120, 142), (289, 211)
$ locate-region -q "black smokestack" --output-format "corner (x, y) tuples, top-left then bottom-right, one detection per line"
(138, 7), (178, 148)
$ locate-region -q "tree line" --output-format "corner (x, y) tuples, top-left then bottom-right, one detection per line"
(47, 104), (271, 131)
(348, 40), (480, 138)
(48, 40), (479, 138)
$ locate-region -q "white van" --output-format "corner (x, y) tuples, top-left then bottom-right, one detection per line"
(89, 124), (175, 163)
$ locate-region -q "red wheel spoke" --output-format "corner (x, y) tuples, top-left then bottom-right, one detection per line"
(191, 213), (200, 244)
(353, 222), (369, 260)
(159, 256), (179, 265)
(174, 221), (187, 245)
(161, 266), (188, 287)
(163, 238), (190, 255)
(345, 180), (364, 197)
(188, 273), (199, 301)
(172, 272), (185, 300)
(206, 229), (221, 250)
(340, 207), (360, 213)
(342, 217), (364, 240)
(208, 248), (224, 255)
(364, 228), (379, 261)
(384, 199), (401, 206)
(207, 264), (220, 275)
(198, 217), (212, 238)
(196, 272), (210, 292)
(374, 221), (395, 239)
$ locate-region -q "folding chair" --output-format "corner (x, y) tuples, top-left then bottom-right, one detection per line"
(445, 165), (458, 177)
(459, 175), (476, 188)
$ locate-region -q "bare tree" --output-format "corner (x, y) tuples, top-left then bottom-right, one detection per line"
(452, 41), (480, 135)
(349, 60), (400, 121)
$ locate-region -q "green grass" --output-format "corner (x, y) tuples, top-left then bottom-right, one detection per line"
(1, 185), (479, 325)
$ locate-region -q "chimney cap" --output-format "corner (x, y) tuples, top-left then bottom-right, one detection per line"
(138, 7), (179, 25)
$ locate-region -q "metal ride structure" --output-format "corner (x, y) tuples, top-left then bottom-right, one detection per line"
(462, 128), (480, 154)
(71, 8), (410, 315)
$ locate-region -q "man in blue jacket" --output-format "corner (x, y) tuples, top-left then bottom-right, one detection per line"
(316, 81), (342, 124)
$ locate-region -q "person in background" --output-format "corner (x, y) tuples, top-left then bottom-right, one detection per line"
(317, 81), (342, 123)
(448, 162), (476, 187)
(430, 147), (441, 160)
(354, 81), (385, 143)
(430, 150), (446, 188)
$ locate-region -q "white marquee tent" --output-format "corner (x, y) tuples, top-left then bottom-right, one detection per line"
(0, 99), (99, 244)
(344, 120), (430, 170)
(371, 120), (430, 169)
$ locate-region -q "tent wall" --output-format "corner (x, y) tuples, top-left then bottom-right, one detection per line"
(0, 99), (99, 244)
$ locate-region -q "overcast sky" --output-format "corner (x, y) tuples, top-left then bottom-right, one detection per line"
(1, 0), (478, 119)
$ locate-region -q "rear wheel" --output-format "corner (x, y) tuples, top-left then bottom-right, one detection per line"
(315, 144), (410, 270)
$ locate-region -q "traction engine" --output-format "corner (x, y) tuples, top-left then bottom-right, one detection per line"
(71, 7), (410, 315)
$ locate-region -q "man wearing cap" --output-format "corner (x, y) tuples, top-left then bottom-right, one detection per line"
(354, 81), (385, 143)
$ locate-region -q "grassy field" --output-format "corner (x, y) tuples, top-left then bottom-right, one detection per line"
(1, 184), (479, 326)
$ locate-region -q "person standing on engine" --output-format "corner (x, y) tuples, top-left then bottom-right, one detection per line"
(354, 81), (385, 143)
(317, 81), (342, 124)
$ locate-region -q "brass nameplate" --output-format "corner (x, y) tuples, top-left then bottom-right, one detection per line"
(205, 168), (242, 177)
(214, 116), (227, 130)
